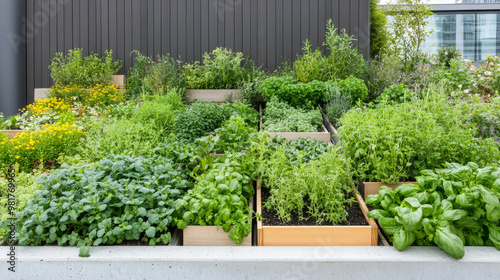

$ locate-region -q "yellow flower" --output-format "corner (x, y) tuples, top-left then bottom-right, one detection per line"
(15, 156), (20, 159)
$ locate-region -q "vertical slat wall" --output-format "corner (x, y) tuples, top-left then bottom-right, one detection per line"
(26, 0), (370, 104)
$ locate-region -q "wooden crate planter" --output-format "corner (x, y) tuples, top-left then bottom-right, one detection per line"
(182, 198), (253, 246)
(259, 104), (331, 143)
(360, 181), (418, 200)
(0, 130), (23, 139)
(257, 182), (378, 246)
(34, 75), (126, 101)
(185, 89), (242, 103)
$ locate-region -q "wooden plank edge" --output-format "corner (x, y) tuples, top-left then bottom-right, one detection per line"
(256, 178), (263, 246)
(355, 192), (378, 246)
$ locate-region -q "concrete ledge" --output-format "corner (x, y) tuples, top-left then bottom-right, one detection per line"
(1, 246), (499, 279)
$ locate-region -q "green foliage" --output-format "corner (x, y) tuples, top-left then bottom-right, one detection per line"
(77, 117), (164, 162)
(126, 51), (186, 99)
(270, 137), (329, 165)
(333, 77), (369, 104)
(263, 98), (323, 133)
(385, 0), (434, 72)
(174, 153), (256, 244)
(0, 170), (44, 240)
(131, 91), (184, 136)
(241, 67), (268, 107)
(173, 101), (259, 141)
(212, 117), (259, 154)
(6, 155), (191, 248)
(49, 48), (121, 87)
(260, 146), (355, 224)
(370, 0), (389, 59)
(375, 84), (413, 106)
(435, 45), (462, 68)
(324, 19), (368, 80)
(338, 86), (500, 183)
(324, 81), (352, 127)
(367, 162), (500, 259)
(184, 47), (257, 89)
(426, 58), (474, 93)
(293, 39), (327, 83)
(259, 76), (326, 108)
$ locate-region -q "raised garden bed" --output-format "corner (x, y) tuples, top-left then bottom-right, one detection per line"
(359, 181), (417, 200)
(182, 198), (253, 246)
(185, 89), (242, 103)
(256, 181), (378, 246)
(259, 104), (331, 143)
(34, 75), (126, 101)
(0, 129), (23, 139)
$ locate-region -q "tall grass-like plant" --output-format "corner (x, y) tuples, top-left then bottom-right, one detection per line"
(325, 81), (351, 127)
(126, 51), (186, 99)
(184, 47), (257, 89)
(293, 39), (327, 83)
(324, 19), (367, 80)
(49, 48), (121, 87)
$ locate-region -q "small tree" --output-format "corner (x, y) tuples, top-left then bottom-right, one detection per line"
(370, 0), (389, 59)
(384, 0), (434, 72)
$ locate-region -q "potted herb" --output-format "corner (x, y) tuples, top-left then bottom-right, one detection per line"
(253, 138), (377, 246)
(259, 99), (330, 142)
(35, 48), (123, 100)
(183, 48), (257, 102)
(367, 162), (500, 259)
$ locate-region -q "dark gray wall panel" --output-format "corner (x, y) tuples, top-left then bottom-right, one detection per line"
(25, 0), (370, 105)
(0, 0), (26, 116)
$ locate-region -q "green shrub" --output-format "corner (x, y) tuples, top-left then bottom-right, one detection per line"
(78, 117), (163, 162)
(8, 155), (192, 250)
(324, 19), (368, 80)
(49, 48), (121, 87)
(126, 51), (186, 99)
(293, 39), (327, 83)
(184, 47), (256, 89)
(324, 81), (352, 127)
(0, 170), (44, 240)
(173, 101), (259, 141)
(333, 77), (368, 104)
(370, 0), (389, 59)
(338, 86), (500, 183)
(435, 45), (462, 68)
(259, 76), (326, 109)
(375, 84), (413, 105)
(427, 58), (474, 93)
(131, 91), (184, 135)
(263, 98), (323, 132)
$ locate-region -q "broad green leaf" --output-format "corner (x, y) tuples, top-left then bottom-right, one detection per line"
(79, 246), (90, 258)
(145, 226), (156, 238)
(441, 210), (468, 221)
(456, 193), (472, 208)
(488, 224), (500, 250)
(138, 207), (147, 217)
(443, 181), (455, 197)
(393, 229), (415, 251)
(365, 194), (380, 206)
(479, 186), (500, 207)
(403, 197), (421, 209)
(422, 218), (435, 236)
(93, 238), (103, 246)
(421, 204), (434, 217)
(486, 205), (500, 223)
(367, 209), (389, 220)
(35, 225), (44, 235)
(396, 184), (420, 198)
(380, 217), (402, 235)
(402, 208), (423, 232)
(97, 229), (105, 237)
(434, 227), (465, 259)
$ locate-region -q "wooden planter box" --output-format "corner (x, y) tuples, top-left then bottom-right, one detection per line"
(257, 181), (378, 246)
(0, 130), (23, 139)
(185, 89), (242, 103)
(359, 181), (418, 200)
(34, 75), (126, 101)
(182, 198), (253, 246)
(259, 105), (331, 143)
(319, 105), (339, 145)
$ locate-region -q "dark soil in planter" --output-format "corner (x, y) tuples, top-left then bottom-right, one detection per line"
(260, 186), (368, 226)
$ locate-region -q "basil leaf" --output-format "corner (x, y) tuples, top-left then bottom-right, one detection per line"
(434, 227), (465, 259)
(393, 229), (415, 251)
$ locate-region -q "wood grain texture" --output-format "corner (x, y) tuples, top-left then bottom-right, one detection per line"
(362, 182), (418, 199)
(256, 183), (377, 246)
(185, 89), (242, 102)
(183, 226), (252, 246)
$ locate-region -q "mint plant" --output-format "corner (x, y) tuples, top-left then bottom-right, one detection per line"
(7, 155), (192, 252)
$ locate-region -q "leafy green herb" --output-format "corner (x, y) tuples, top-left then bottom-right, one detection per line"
(367, 162), (500, 259)
(263, 98), (323, 133)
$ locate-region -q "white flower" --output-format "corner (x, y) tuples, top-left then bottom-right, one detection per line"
(464, 89), (470, 93)
(484, 71), (492, 76)
(458, 84), (462, 88)
(444, 52), (448, 55)
(480, 77), (485, 81)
